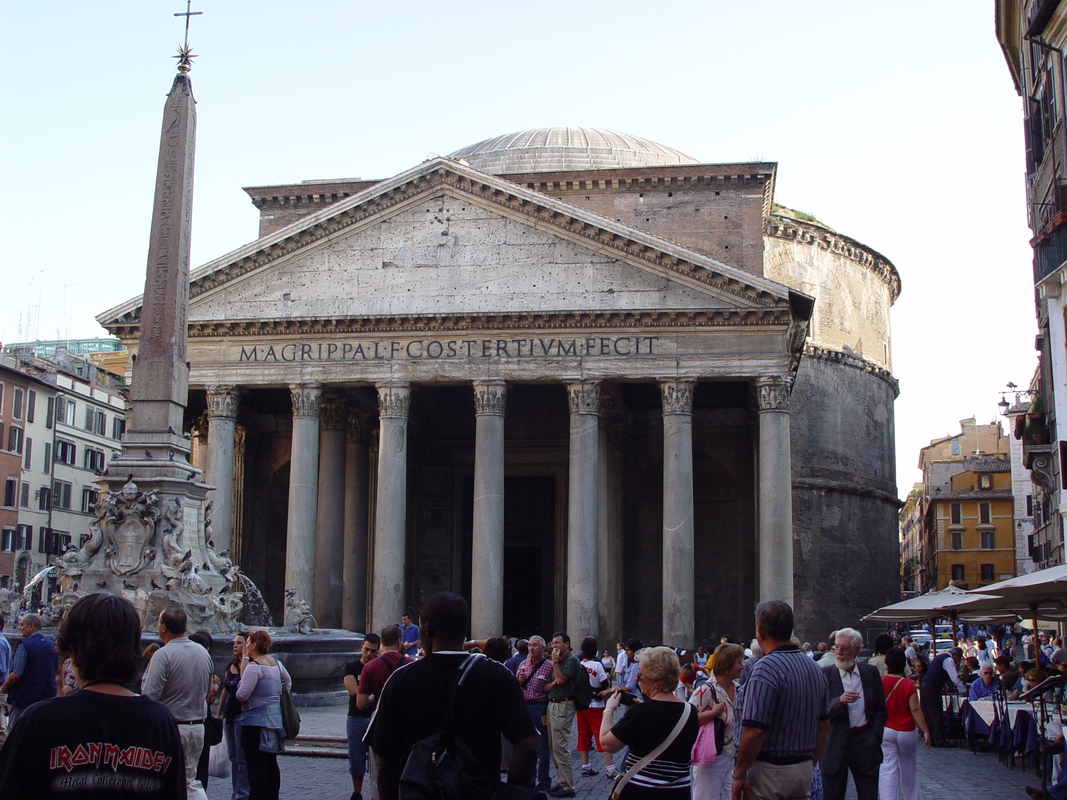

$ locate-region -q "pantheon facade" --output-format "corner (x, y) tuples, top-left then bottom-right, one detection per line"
(100, 128), (900, 644)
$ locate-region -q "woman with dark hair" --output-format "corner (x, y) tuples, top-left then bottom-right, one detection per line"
(879, 647), (930, 800)
(0, 593), (185, 799)
(217, 631), (249, 800)
(868, 633), (895, 677)
(236, 629), (292, 800)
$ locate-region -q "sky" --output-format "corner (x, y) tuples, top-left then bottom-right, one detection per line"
(0, 2), (1037, 495)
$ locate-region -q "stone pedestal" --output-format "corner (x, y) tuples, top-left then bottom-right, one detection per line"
(372, 383), (411, 633)
(757, 376), (793, 606)
(205, 385), (243, 555)
(286, 384), (322, 608)
(343, 414), (371, 633)
(566, 380), (600, 638)
(471, 381), (506, 638)
(314, 397), (348, 628)
(661, 379), (695, 647)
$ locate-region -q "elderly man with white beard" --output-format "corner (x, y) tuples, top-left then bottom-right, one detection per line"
(818, 628), (886, 800)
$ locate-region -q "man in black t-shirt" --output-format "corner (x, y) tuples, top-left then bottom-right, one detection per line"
(343, 633), (380, 800)
(369, 592), (538, 800)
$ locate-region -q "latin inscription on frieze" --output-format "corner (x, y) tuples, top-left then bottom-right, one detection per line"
(237, 336), (659, 363)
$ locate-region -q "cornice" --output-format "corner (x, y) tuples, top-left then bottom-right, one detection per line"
(108, 307), (795, 341)
(764, 215), (901, 303)
(100, 159), (800, 330)
(802, 344), (899, 397)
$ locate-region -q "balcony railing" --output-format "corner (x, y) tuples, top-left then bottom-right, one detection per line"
(1034, 216), (1067, 283)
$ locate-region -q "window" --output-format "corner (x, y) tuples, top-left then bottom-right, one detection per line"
(26, 390), (35, 423)
(81, 486), (97, 513)
(950, 504), (962, 525)
(0, 383), (4, 410)
(56, 397), (75, 426)
(15, 524), (31, 550)
(3, 478), (15, 507)
(22, 437), (31, 470)
(951, 530), (963, 550)
(0, 576), (7, 589)
(112, 416), (126, 440)
(83, 448), (104, 472)
(43, 442), (50, 475)
(979, 503), (991, 525)
(979, 474), (992, 489)
(52, 481), (72, 510)
(84, 405), (94, 430)
(7, 425), (22, 454)
(0, 529), (14, 553)
(1027, 494), (1034, 516)
(38, 486), (50, 511)
(12, 387), (23, 420)
(981, 564), (995, 581)
(45, 395), (54, 428)
(952, 564), (965, 582)
(982, 530), (995, 549)
(40, 528), (70, 556)
(951, 440), (961, 456)
(19, 482), (29, 508)
(96, 411), (106, 437)
(54, 439), (76, 465)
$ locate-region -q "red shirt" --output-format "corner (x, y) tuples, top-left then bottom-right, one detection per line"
(882, 675), (918, 731)
(359, 650), (412, 701)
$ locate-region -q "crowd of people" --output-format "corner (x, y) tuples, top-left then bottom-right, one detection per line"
(0, 594), (1058, 800)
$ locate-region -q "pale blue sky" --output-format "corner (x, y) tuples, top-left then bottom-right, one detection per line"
(0, 1), (1037, 494)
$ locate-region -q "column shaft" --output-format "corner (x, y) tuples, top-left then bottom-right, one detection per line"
(314, 398), (348, 628)
(285, 384), (322, 608)
(471, 381), (506, 638)
(205, 385), (243, 555)
(343, 415), (371, 633)
(661, 379), (696, 648)
(566, 381), (600, 639)
(372, 383), (411, 633)
(757, 376), (794, 606)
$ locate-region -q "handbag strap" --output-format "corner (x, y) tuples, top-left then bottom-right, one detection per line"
(612, 702), (692, 798)
(885, 677), (905, 704)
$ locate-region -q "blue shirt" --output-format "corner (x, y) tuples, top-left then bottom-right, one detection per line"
(740, 644), (830, 759)
(0, 635), (10, 683)
(400, 622), (419, 656)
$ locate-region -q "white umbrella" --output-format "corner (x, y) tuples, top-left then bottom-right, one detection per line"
(957, 565), (1067, 633)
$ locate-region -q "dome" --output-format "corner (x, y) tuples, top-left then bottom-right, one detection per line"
(448, 127), (700, 174)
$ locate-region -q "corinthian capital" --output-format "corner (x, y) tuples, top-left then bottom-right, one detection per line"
(377, 382), (412, 419)
(566, 380), (601, 415)
(206, 385), (244, 419)
(319, 397), (349, 431)
(473, 380), (507, 416)
(659, 379), (696, 416)
(347, 412), (370, 443)
(756, 376), (792, 412)
(289, 383), (323, 418)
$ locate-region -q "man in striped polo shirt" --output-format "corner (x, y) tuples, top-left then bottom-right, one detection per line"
(732, 601), (830, 800)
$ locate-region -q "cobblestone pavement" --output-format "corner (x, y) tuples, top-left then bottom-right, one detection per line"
(204, 705), (1047, 800)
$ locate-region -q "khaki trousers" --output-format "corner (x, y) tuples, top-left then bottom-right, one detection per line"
(178, 723), (209, 800)
(749, 760), (813, 800)
(547, 699), (575, 790)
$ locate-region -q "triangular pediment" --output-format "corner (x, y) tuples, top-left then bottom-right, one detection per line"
(99, 157), (806, 330)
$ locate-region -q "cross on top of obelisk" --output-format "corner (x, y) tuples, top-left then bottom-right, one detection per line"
(173, 1), (202, 74)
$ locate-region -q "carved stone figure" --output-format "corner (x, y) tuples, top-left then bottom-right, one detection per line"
(99, 480), (160, 576)
(284, 589), (316, 634)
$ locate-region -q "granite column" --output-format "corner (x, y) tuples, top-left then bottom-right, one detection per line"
(205, 385), (243, 555)
(314, 397), (348, 628)
(343, 414), (371, 633)
(372, 383), (411, 633)
(285, 383), (322, 608)
(471, 380), (506, 638)
(660, 379), (696, 647)
(757, 376), (793, 606)
(566, 380), (600, 639)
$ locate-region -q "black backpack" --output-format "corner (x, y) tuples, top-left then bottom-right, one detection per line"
(399, 654), (545, 800)
(570, 656), (594, 711)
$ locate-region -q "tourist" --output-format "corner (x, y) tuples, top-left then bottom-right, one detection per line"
(0, 613), (9, 745)
(217, 632), (250, 800)
(967, 664), (998, 702)
(356, 625), (412, 714)
(545, 632), (582, 797)
(576, 636), (615, 778)
(619, 638), (642, 699)
(505, 640), (528, 675)
(600, 646), (700, 798)
(0, 613), (58, 728)
(602, 648), (616, 676)
(730, 600), (830, 800)
(879, 648), (930, 800)
(516, 634), (553, 790)
(691, 642), (743, 800)
(236, 629), (292, 800)
(994, 655), (1022, 699)
(0, 593), (185, 799)
(399, 612), (419, 657)
(369, 592), (537, 800)
(868, 633), (894, 677)
(342, 633), (379, 800)
(188, 630), (221, 791)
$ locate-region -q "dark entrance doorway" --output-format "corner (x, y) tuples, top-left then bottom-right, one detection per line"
(462, 474), (556, 639)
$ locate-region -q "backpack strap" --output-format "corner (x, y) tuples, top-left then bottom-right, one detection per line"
(439, 653), (485, 744)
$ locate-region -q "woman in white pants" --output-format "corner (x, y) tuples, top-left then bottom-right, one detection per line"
(691, 643), (744, 800)
(879, 647), (932, 800)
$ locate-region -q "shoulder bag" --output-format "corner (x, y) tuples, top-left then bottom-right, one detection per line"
(609, 702), (693, 800)
(278, 662), (300, 740)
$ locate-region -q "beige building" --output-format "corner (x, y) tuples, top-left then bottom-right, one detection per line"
(100, 129), (900, 644)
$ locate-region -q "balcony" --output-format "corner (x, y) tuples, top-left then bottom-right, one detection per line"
(1034, 218), (1067, 284)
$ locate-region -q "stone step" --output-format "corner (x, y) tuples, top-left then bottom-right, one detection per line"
(284, 735), (347, 759)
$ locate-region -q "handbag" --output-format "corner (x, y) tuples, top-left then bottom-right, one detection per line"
(399, 654), (546, 800)
(204, 714), (224, 747)
(609, 702), (693, 800)
(280, 685), (301, 740)
(691, 717), (718, 766)
(208, 736), (230, 779)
